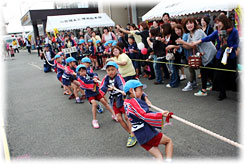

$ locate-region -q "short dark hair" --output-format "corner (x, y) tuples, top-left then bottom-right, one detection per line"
(170, 18), (179, 24)
(103, 27), (109, 32)
(161, 23), (172, 36)
(131, 24), (138, 30)
(128, 35), (135, 41)
(116, 42), (125, 50)
(162, 13), (170, 18)
(149, 28), (160, 37)
(202, 16), (210, 25)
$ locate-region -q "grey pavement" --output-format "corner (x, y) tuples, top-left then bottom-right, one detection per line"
(4, 49), (240, 161)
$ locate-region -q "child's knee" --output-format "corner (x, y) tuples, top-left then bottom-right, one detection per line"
(116, 114), (123, 122)
(91, 100), (97, 106)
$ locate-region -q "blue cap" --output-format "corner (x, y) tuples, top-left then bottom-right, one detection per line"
(78, 39), (85, 44)
(57, 52), (64, 56)
(112, 41), (117, 46)
(104, 42), (109, 46)
(54, 54), (61, 59)
(88, 39), (93, 43)
(66, 57), (76, 63)
(96, 40), (101, 44)
(124, 80), (143, 93)
(81, 57), (91, 63)
(106, 61), (118, 69)
(76, 64), (86, 73)
(108, 40), (114, 44)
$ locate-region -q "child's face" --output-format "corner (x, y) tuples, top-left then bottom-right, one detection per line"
(88, 42), (92, 46)
(129, 86), (143, 98)
(69, 61), (76, 67)
(106, 66), (117, 78)
(56, 57), (62, 63)
(83, 62), (90, 68)
(108, 43), (112, 47)
(128, 38), (134, 44)
(134, 87), (143, 98)
(78, 68), (87, 76)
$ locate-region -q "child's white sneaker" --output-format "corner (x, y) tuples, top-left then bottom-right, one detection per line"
(112, 115), (118, 122)
(92, 120), (100, 129)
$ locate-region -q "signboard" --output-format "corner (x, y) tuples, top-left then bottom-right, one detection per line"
(21, 11), (31, 26)
(62, 46), (77, 54)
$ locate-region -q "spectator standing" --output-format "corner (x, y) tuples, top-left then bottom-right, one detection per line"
(12, 39), (19, 53)
(101, 27), (117, 43)
(36, 36), (43, 57)
(193, 14), (239, 100)
(84, 26), (92, 43)
(25, 38), (31, 54)
(176, 17), (217, 95)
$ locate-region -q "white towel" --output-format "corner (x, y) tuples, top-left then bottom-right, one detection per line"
(221, 47), (230, 65)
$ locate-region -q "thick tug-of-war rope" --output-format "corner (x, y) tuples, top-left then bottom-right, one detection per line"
(149, 104), (242, 149)
(96, 80), (242, 149)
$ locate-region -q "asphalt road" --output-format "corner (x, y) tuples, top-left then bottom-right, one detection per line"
(4, 49), (240, 161)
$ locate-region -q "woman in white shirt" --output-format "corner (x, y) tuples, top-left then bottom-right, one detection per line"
(102, 27), (117, 43)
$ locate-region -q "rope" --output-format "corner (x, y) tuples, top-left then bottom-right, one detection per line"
(150, 104), (242, 149)
(42, 52), (55, 67)
(131, 59), (241, 73)
(96, 79), (242, 149)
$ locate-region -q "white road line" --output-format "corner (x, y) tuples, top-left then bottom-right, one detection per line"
(0, 116), (11, 161)
(28, 62), (42, 70)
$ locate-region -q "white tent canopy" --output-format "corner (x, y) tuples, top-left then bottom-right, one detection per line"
(142, 0), (237, 21)
(46, 13), (115, 32)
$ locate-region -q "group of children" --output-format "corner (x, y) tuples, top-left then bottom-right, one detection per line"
(51, 51), (173, 161)
(76, 39), (117, 70)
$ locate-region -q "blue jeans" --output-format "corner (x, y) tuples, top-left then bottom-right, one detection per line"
(154, 57), (170, 83)
(168, 60), (180, 87)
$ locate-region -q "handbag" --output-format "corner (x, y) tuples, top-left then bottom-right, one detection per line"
(188, 47), (202, 69)
(166, 51), (175, 61)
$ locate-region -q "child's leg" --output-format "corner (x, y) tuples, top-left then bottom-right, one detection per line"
(181, 67), (185, 75)
(117, 113), (131, 133)
(71, 83), (79, 98)
(92, 59), (95, 68)
(95, 57), (98, 68)
(100, 98), (115, 116)
(78, 87), (85, 96)
(102, 57), (106, 66)
(91, 100), (97, 120)
(159, 134), (173, 160)
(66, 85), (73, 95)
(148, 147), (163, 160)
(124, 114), (135, 136)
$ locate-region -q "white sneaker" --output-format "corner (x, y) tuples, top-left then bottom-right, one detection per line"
(182, 81), (193, 91)
(166, 84), (171, 88)
(180, 74), (186, 81)
(92, 120), (100, 129)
